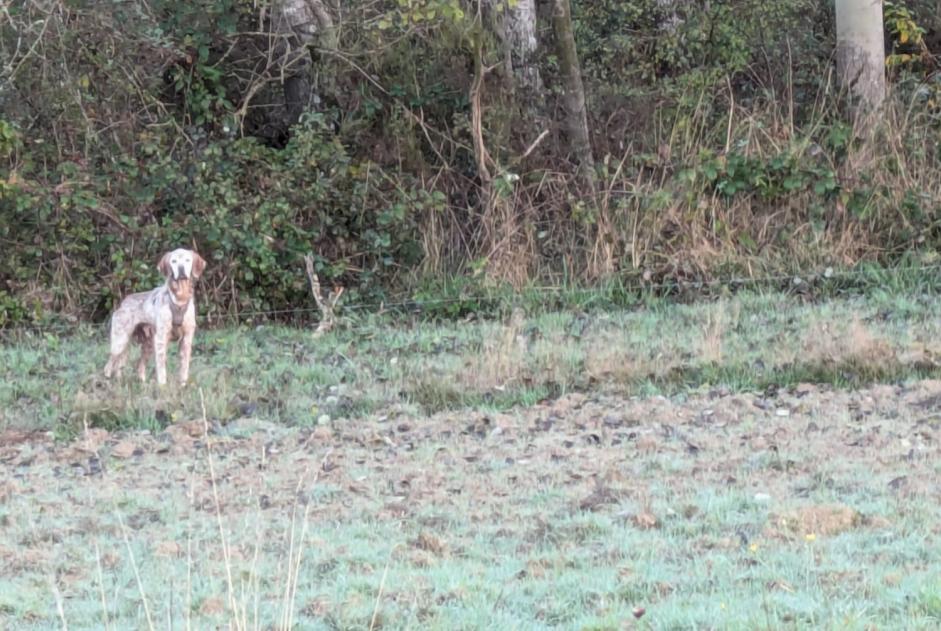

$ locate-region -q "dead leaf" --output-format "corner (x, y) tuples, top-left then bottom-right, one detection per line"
(634, 512), (658, 529)
(77, 428), (109, 453)
(0, 429), (47, 446)
(199, 597), (225, 616)
(0, 480), (20, 503)
(578, 485), (619, 511)
(179, 420), (206, 437)
(778, 504), (860, 537)
(111, 440), (138, 459)
(411, 532), (448, 557)
(166, 420), (206, 444)
(154, 541), (182, 558)
(311, 426), (333, 442)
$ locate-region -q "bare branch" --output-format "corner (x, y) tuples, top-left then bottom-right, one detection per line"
(304, 253), (344, 337)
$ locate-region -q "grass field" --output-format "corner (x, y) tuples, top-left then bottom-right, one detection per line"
(2, 289), (941, 629)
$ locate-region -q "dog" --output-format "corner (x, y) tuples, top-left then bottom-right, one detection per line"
(103, 248), (207, 386)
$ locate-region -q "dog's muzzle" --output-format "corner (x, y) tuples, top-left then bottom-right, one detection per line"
(175, 265), (188, 280)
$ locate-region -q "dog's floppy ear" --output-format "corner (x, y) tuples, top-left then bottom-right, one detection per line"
(192, 252), (207, 280)
(157, 252), (173, 278)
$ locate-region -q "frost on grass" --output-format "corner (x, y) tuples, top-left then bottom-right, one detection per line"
(3, 378), (941, 628)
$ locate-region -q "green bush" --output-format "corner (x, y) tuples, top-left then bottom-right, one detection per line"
(3, 0), (941, 326)
(0, 113), (430, 324)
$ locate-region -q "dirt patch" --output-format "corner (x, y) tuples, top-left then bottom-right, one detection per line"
(3, 379), (941, 627)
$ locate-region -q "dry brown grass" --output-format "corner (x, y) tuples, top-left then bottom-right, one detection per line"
(461, 307), (528, 390)
(406, 308), (531, 405)
(583, 333), (679, 384)
(798, 316), (896, 369)
(416, 88), (941, 292)
(697, 299), (738, 364)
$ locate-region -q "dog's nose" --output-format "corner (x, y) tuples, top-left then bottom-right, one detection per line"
(176, 264), (188, 279)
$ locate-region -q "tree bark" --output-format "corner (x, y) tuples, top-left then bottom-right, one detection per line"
(655, 0), (681, 33)
(502, 0), (541, 95)
(835, 0), (886, 114)
(274, 0), (337, 126)
(551, 0), (595, 193)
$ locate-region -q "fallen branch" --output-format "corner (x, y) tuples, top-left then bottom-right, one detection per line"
(304, 253), (344, 337)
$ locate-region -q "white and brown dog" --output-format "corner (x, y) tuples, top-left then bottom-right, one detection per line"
(104, 248), (207, 386)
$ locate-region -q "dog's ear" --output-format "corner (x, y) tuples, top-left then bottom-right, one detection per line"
(192, 252), (207, 280)
(157, 252), (173, 278)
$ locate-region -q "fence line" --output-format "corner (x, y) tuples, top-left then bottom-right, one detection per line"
(3, 262), (941, 341)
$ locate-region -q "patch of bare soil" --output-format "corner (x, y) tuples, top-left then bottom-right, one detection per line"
(7, 382), (936, 485)
(3, 379), (941, 596)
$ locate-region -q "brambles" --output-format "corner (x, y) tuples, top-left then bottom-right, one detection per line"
(3, 1), (941, 326)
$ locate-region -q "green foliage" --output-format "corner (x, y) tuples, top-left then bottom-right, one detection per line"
(4, 0), (941, 326)
(376, 0), (466, 30)
(0, 110), (426, 324)
(410, 273), (504, 320)
(690, 150), (838, 202)
(885, 1), (928, 68)
(573, 0), (823, 92)
(174, 113), (425, 310)
(0, 120), (20, 159)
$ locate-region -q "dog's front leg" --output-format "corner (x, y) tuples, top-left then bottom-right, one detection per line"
(154, 323), (172, 386)
(179, 326), (195, 386)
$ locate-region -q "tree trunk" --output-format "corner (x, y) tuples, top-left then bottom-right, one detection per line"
(274, 0), (337, 126)
(502, 0), (541, 95)
(835, 0), (886, 113)
(655, 0), (681, 33)
(551, 0), (595, 193)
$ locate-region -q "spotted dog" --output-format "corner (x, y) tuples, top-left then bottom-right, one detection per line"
(103, 248), (207, 386)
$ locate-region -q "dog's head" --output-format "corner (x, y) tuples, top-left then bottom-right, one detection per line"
(158, 248), (207, 282)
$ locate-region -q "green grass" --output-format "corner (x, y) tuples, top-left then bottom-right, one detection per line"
(3, 288), (941, 629)
(3, 288), (941, 435)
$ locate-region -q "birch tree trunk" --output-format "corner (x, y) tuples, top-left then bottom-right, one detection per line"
(551, 0), (595, 192)
(835, 0), (886, 113)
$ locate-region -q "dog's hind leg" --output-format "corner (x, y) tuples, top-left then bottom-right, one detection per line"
(136, 334), (153, 383)
(104, 342), (130, 379)
(131, 324), (155, 383)
(103, 317), (132, 379)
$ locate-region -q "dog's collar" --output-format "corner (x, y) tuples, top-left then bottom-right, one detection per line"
(169, 299), (188, 327)
(164, 289), (190, 327)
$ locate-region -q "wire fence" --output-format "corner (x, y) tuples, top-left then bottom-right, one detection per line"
(4, 262), (941, 343)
